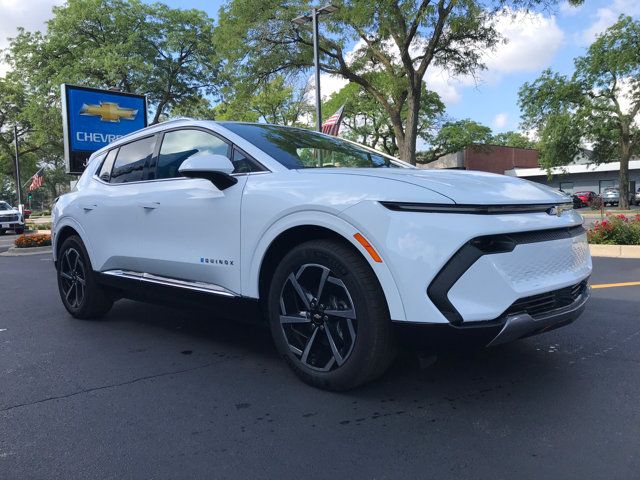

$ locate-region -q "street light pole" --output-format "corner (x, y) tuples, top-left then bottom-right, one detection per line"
(312, 7), (322, 132)
(292, 4), (338, 132)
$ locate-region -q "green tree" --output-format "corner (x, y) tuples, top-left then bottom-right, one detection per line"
(492, 131), (537, 149)
(6, 0), (219, 124)
(214, 76), (312, 125)
(216, 0), (576, 164)
(519, 16), (640, 209)
(323, 77), (445, 156)
(418, 119), (492, 163)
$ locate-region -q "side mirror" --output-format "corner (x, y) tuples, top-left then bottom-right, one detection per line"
(178, 154), (238, 190)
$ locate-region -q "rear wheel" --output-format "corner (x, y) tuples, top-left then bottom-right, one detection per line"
(268, 239), (395, 391)
(57, 235), (113, 319)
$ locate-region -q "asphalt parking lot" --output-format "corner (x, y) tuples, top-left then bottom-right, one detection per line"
(1, 254), (639, 479)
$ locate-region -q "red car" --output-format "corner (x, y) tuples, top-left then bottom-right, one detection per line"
(574, 191), (597, 207)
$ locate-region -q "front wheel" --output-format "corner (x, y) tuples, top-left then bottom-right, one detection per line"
(57, 235), (113, 319)
(267, 239), (396, 391)
(14, 228), (24, 235)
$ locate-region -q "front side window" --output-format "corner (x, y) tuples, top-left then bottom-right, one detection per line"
(110, 136), (155, 183)
(219, 123), (402, 170)
(156, 130), (230, 180)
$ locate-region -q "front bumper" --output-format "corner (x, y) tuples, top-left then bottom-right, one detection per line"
(395, 282), (590, 349)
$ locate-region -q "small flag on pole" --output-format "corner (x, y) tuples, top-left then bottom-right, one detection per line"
(321, 105), (345, 136)
(28, 170), (44, 192)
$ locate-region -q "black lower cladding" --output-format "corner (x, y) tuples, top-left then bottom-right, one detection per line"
(503, 280), (588, 319)
(427, 225), (586, 326)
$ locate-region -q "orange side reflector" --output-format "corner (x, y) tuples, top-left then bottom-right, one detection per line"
(353, 233), (382, 263)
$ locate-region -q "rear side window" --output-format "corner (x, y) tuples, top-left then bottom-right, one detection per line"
(156, 130), (230, 180)
(111, 136), (156, 183)
(97, 149), (118, 182)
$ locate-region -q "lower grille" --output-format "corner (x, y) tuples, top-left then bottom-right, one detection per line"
(0, 214), (18, 222)
(503, 280), (588, 319)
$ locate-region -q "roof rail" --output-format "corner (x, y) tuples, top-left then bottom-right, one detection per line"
(112, 116), (195, 144)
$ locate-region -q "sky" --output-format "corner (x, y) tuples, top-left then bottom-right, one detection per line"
(1, 0), (639, 134)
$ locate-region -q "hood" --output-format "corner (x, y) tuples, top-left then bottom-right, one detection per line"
(301, 168), (570, 205)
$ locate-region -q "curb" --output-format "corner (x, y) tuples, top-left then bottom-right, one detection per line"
(0, 246), (52, 257)
(589, 244), (640, 258)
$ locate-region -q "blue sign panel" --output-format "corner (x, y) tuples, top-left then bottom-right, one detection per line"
(61, 84), (147, 174)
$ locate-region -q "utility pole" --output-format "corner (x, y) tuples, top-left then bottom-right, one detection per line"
(13, 125), (22, 209)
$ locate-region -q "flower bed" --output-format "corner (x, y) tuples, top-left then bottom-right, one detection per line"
(14, 233), (52, 248)
(587, 214), (640, 245)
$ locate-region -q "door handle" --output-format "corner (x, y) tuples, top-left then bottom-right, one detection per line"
(81, 203), (97, 211)
(139, 202), (160, 210)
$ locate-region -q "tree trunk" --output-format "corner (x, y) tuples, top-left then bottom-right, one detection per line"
(399, 88), (421, 165)
(619, 143), (631, 210)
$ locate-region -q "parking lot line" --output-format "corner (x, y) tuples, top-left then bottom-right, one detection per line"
(591, 281), (640, 289)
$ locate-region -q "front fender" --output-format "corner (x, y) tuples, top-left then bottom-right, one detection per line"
(243, 210), (407, 322)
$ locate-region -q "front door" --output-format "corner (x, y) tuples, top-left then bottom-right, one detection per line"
(134, 128), (248, 295)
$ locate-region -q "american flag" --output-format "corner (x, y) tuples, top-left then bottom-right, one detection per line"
(321, 105), (345, 136)
(28, 170), (44, 192)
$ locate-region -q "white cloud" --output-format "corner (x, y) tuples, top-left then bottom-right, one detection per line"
(493, 112), (509, 129)
(576, 0), (640, 46)
(483, 9), (564, 74)
(424, 9), (564, 105)
(0, 0), (61, 76)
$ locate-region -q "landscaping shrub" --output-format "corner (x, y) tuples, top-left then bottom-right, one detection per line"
(587, 214), (640, 245)
(14, 233), (52, 248)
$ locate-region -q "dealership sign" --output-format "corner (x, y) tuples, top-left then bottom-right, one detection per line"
(61, 84), (147, 174)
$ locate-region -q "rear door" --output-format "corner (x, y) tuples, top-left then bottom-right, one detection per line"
(84, 135), (158, 271)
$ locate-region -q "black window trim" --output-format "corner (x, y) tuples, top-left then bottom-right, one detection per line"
(93, 126), (271, 186)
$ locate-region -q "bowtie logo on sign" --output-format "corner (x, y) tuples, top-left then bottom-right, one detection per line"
(79, 102), (138, 123)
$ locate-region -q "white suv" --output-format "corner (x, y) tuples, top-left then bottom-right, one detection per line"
(52, 119), (592, 390)
(0, 201), (25, 235)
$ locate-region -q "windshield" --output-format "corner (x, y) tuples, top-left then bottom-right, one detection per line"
(220, 123), (402, 170)
(0, 201), (12, 210)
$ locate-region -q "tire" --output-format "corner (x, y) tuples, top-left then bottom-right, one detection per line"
(14, 228), (24, 235)
(56, 235), (113, 319)
(0, 229), (5, 236)
(267, 239), (396, 391)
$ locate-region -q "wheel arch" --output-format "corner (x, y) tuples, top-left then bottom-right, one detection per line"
(247, 212), (406, 322)
(53, 218), (93, 266)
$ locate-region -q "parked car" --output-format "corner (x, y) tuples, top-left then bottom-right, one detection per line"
(602, 187), (620, 206)
(0, 201), (25, 235)
(634, 188), (640, 206)
(574, 191), (597, 207)
(52, 120), (592, 390)
(23, 208), (31, 219)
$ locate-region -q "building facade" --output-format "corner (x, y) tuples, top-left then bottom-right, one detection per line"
(421, 145), (640, 196)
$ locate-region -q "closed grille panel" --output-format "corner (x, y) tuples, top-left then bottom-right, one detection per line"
(0, 214), (18, 222)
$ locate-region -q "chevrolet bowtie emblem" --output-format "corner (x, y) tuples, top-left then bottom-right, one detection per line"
(79, 102), (138, 122)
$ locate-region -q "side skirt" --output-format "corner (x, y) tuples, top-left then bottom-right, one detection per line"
(96, 271), (265, 326)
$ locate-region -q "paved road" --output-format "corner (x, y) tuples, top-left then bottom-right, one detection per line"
(1, 255), (639, 479)
(0, 234), (17, 253)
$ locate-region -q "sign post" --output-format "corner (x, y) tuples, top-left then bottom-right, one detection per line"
(61, 84), (147, 175)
